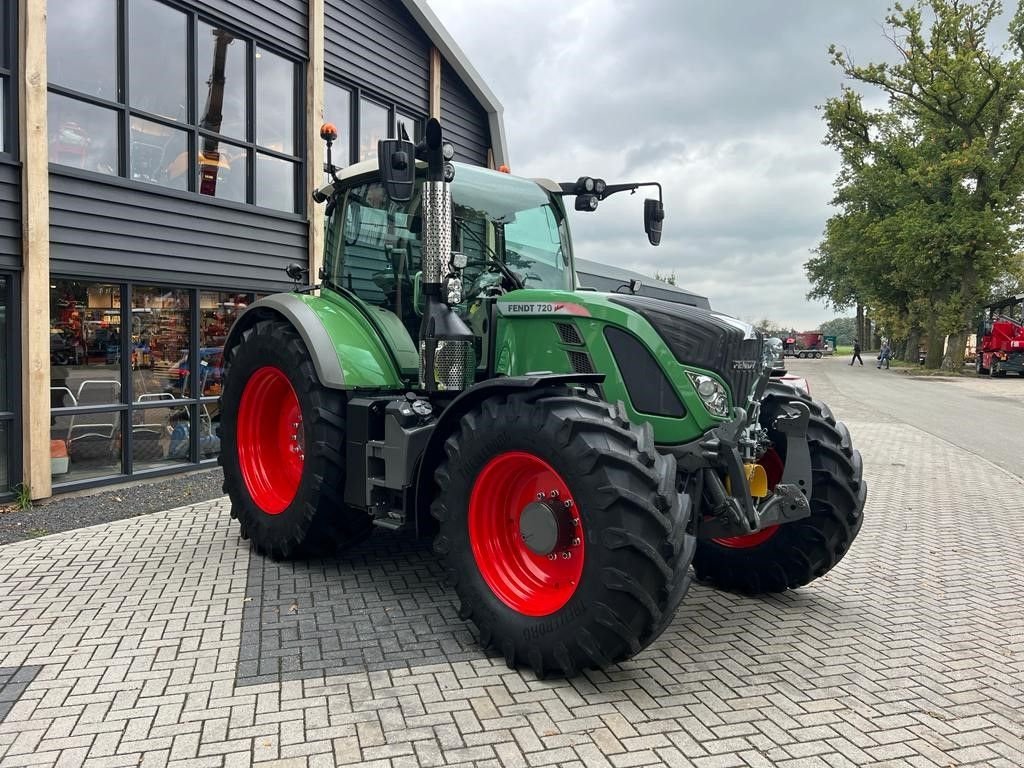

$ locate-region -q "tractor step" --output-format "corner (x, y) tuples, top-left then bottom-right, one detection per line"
(372, 517), (404, 531)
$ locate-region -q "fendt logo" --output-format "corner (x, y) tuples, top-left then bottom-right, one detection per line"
(732, 360), (758, 371)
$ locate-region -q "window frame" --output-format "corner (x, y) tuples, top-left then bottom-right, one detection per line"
(323, 73), (424, 168)
(45, 0), (305, 213)
(0, 0), (17, 158)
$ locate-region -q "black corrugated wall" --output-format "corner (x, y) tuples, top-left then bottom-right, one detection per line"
(0, 162), (20, 271)
(440, 60), (489, 166)
(324, 0), (430, 114)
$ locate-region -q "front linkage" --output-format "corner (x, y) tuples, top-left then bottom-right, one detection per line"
(670, 400), (813, 540)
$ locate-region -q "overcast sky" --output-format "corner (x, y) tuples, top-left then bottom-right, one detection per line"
(427, 0), (963, 329)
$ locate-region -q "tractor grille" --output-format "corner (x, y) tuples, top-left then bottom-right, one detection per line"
(567, 350), (595, 374)
(610, 295), (767, 407)
(555, 321), (584, 346)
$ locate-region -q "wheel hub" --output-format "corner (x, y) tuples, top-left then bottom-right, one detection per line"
(519, 500), (572, 556)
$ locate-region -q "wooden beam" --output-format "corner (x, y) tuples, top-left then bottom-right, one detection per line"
(19, 0), (51, 500)
(429, 47), (442, 119)
(307, 0), (326, 284)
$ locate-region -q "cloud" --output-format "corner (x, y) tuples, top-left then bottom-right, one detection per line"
(428, 0), (1010, 328)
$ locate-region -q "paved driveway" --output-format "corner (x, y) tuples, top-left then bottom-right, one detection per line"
(1, 377), (1022, 767)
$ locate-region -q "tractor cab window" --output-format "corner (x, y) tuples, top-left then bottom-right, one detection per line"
(323, 166), (573, 338)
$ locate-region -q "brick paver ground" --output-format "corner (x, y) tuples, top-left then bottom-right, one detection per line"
(0, 415), (1022, 767)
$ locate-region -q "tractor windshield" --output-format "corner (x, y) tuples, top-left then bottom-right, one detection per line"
(323, 164), (574, 314)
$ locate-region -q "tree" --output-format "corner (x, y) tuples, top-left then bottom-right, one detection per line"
(808, 0), (1024, 369)
(819, 317), (857, 345)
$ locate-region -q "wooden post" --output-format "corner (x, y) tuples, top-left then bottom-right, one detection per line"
(307, 0), (326, 285)
(429, 47), (441, 120)
(19, 0), (51, 500)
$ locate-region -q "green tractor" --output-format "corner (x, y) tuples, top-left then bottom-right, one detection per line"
(219, 119), (866, 677)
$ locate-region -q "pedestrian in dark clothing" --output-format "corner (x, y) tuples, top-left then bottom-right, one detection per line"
(850, 340), (864, 366)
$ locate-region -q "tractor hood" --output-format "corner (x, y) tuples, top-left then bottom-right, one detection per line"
(606, 293), (768, 407)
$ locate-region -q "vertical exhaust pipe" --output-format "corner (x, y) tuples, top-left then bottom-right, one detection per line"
(418, 119), (474, 392)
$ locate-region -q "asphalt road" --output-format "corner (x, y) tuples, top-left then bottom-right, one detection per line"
(786, 355), (1024, 480)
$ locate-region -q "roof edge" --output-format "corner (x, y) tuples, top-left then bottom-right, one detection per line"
(399, 0), (509, 167)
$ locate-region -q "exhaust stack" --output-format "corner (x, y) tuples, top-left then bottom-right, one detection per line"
(416, 119), (474, 392)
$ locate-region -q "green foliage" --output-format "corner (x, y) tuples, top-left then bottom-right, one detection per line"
(13, 483), (31, 511)
(819, 317), (857, 345)
(808, 0), (1024, 369)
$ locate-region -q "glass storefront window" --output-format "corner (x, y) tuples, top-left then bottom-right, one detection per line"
(130, 117), (188, 190)
(50, 280), (122, 399)
(48, 0), (117, 100)
(131, 405), (218, 470)
(359, 98), (389, 162)
(255, 48), (295, 155)
(396, 112), (420, 143)
(197, 139), (248, 204)
(256, 153), (295, 212)
(51, 411), (122, 484)
(48, 93), (119, 175)
(46, 6), (302, 212)
(197, 23), (247, 141)
(324, 82), (351, 166)
(131, 286), (191, 400)
(128, 0), (187, 122)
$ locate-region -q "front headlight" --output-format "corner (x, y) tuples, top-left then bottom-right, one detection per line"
(686, 372), (730, 417)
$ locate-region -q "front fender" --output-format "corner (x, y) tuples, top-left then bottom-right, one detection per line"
(224, 292), (404, 389)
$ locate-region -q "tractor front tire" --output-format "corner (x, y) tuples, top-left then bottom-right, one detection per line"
(432, 389), (695, 677)
(693, 381), (866, 594)
(220, 319), (371, 560)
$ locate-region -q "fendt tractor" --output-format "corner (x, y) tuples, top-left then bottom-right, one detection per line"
(219, 119), (866, 677)
(976, 294), (1024, 376)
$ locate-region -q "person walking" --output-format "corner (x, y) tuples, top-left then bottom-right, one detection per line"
(850, 340), (864, 366)
(877, 340), (892, 369)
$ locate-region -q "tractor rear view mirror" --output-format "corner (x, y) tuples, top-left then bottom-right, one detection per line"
(378, 138), (416, 202)
(644, 198), (664, 246)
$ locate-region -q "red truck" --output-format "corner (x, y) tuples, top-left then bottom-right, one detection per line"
(783, 331), (829, 358)
(976, 294), (1024, 377)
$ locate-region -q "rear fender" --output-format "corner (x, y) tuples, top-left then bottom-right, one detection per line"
(223, 292), (404, 389)
(412, 373), (605, 535)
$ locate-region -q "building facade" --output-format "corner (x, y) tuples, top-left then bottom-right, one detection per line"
(2, 0), (506, 500)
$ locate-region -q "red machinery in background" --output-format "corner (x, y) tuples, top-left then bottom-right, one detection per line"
(783, 331), (828, 358)
(976, 294), (1024, 377)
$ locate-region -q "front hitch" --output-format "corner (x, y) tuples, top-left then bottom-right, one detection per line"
(667, 401), (813, 538)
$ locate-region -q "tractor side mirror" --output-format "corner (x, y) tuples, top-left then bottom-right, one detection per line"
(644, 198), (664, 246)
(378, 138), (416, 202)
(629, 278), (643, 295)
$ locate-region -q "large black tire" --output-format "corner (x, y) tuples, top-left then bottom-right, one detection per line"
(220, 319), (371, 559)
(431, 388), (695, 678)
(693, 381), (866, 594)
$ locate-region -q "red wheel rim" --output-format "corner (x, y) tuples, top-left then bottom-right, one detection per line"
(713, 448), (784, 549)
(237, 366), (304, 515)
(468, 452), (585, 617)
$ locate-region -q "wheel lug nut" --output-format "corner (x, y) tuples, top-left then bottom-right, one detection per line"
(571, 518), (579, 527)
(547, 553), (556, 561)
(561, 551), (571, 559)
(571, 538), (580, 547)
(550, 490), (559, 499)
(563, 499), (573, 509)
(536, 492), (545, 500)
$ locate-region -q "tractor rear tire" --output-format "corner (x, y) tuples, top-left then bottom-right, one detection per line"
(431, 388), (695, 678)
(220, 319), (371, 560)
(693, 381), (866, 594)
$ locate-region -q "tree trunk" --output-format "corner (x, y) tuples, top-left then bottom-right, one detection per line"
(903, 327), (921, 363)
(942, 328), (969, 371)
(872, 325), (881, 351)
(855, 303), (864, 349)
(924, 311), (943, 369)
